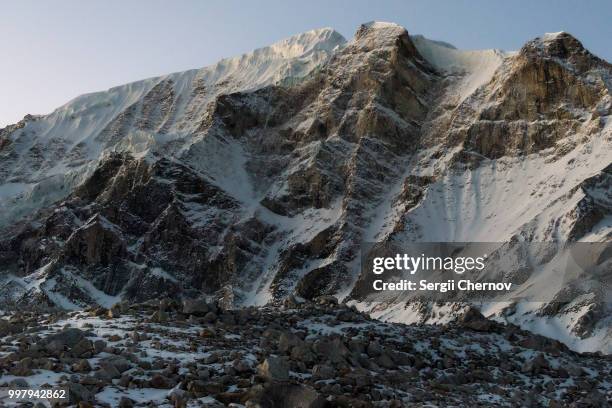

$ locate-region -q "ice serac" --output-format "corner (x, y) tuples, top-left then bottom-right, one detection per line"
(0, 23), (610, 353)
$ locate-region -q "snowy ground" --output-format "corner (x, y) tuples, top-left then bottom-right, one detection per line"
(0, 298), (610, 407)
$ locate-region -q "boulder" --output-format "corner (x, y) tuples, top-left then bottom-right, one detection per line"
(150, 374), (171, 389)
(100, 356), (131, 373)
(521, 353), (549, 374)
(257, 356), (289, 381)
(311, 364), (336, 380)
(71, 338), (94, 357)
(150, 310), (168, 323)
(182, 298), (210, 315)
(458, 307), (493, 332)
(118, 397), (135, 408)
(65, 382), (94, 404)
(278, 332), (303, 353)
(42, 328), (88, 356)
(203, 311), (218, 323)
(246, 383), (325, 408)
(290, 343), (316, 365)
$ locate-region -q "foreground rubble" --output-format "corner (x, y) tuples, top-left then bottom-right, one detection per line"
(0, 298), (610, 407)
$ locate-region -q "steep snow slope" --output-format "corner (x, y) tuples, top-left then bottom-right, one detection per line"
(404, 136), (611, 242)
(412, 35), (511, 103)
(0, 28), (346, 225)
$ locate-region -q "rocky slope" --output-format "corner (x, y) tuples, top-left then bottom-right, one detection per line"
(0, 22), (610, 354)
(1, 297), (610, 407)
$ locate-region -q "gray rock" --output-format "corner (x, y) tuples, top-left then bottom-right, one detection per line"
(93, 339), (107, 353)
(336, 309), (356, 322)
(0, 319), (12, 336)
(150, 373), (171, 389)
(376, 352), (396, 369)
(291, 343), (316, 364)
(118, 396), (135, 407)
(314, 337), (349, 364)
(71, 359), (92, 372)
(219, 313), (236, 325)
(347, 339), (366, 354)
(279, 332), (303, 353)
(182, 298), (209, 315)
(521, 353), (549, 374)
(65, 381), (94, 403)
(203, 311), (218, 323)
(311, 364), (336, 380)
(168, 388), (189, 407)
(458, 308), (493, 332)
(233, 359), (252, 373)
(246, 383), (325, 408)
(9, 378), (29, 387)
(314, 295), (338, 306)
(100, 355), (131, 373)
(366, 341), (383, 357)
(42, 328), (87, 355)
(257, 356), (289, 381)
(95, 364), (120, 381)
(151, 310), (168, 323)
(159, 297), (172, 311)
(71, 338), (93, 357)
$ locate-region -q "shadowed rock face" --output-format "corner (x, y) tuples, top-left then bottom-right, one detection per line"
(0, 23), (610, 352)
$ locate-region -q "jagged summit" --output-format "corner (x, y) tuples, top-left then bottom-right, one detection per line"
(267, 27), (346, 56)
(356, 21), (407, 37)
(355, 21), (408, 37)
(520, 30), (611, 70)
(352, 21), (419, 56)
(362, 20), (403, 29)
(532, 30), (579, 48)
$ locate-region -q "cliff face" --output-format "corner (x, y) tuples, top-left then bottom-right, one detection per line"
(0, 23), (610, 352)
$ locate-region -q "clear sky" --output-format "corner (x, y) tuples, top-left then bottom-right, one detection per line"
(2, 0), (610, 127)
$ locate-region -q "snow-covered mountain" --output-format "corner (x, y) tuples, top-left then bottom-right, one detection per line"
(0, 22), (610, 353)
(0, 27), (345, 225)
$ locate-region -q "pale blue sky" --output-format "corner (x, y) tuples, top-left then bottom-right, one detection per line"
(2, 0), (610, 127)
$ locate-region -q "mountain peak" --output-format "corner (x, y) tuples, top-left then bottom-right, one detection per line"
(521, 31), (594, 60)
(361, 21), (404, 30)
(355, 21), (408, 40)
(268, 27), (346, 57)
(349, 21), (425, 62)
(517, 30), (610, 75)
(541, 31), (568, 41)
